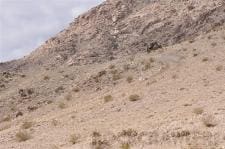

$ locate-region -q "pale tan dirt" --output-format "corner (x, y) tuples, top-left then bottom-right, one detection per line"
(0, 0), (225, 149)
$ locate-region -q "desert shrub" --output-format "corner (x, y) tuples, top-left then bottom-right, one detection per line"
(69, 134), (80, 144)
(211, 42), (217, 47)
(112, 74), (121, 81)
(129, 94), (141, 101)
(58, 102), (66, 109)
(21, 121), (33, 129)
(16, 130), (31, 142)
(72, 87), (80, 93)
(65, 93), (72, 101)
(120, 143), (130, 149)
(55, 86), (64, 93)
(104, 95), (113, 103)
(108, 64), (115, 69)
(0, 122), (11, 132)
(216, 65), (223, 71)
(2, 115), (10, 122)
(193, 107), (204, 115)
(43, 75), (50, 80)
(202, 115), (217, 127)
(118, 129), (138, 137)
(202, 57), (209, 62)
(126, 76), (133, 83)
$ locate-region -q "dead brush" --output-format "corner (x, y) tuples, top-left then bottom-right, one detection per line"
(104, 95), (113, 103)
(69, 134), (80, 144)
(21, 121), (33, 129)
(65, 93), (72, 101)
(16, 130), (31, 142)
(126, 76), (133, 83)
(193, 107), (204, 115)
(202, 115), (217, 127)
(129, 94), (141, 102)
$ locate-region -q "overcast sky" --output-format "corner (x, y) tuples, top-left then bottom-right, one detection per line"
(0, 0), (104, 62)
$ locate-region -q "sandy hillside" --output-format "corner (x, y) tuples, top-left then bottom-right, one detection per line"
(0, 0), (225, 149)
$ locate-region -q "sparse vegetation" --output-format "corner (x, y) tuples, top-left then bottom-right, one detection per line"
(55, 86), (64, 93)
(108, 64), (115, 69)
(193, 53), (198, 57)
(43, 75), (50, 80)
(91, 131), (109, 149)
(69, 134), (80, 144)
(118, 129), (138, 137)
(104, 95), (113, 103)
(216, 65), (223, 71)
(193, 107), (204, 115)
(72, 87), (80, 93)
(21, 121), (33, 129)
(202, 115), (217, 127)
(65, 93), (72, 101)
(202, 57), (209, 62)
(51, 119), (59, 126)
(58, 102), (66, 109)
(16, 130), (31, 142)
(0, 122), (11, 132)
(112, 73), (121, 81)
(143, 61), (151, 71)
(92, 131), (101, 137)
(126, 76), (133, 83)
(2, 115), (10, 122)
(171, 130), (190, 138)
(129, 94), (141, 101)
(211, 42), (217, 47)
(120, 143), (130, 149)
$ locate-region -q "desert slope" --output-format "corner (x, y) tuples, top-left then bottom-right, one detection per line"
(0, 0), (225, 149)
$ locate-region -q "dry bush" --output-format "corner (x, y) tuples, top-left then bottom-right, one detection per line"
(92, 131), (101, 137)
(143, 61), (151, 71)
(55, 86), (64, 93)
(202, 57), (209, 62)
(193, 107), (204, 115)
(216, 65), (223, 71)
(69, 134), (80, 144)
(104, 95), (113, 103)
(129, 94), (141, 101)
(72, 87), (80, 93)
(112, 74), (121, 81)
(108, 64), (115, 69)
(211, 42), (217, 47)
(65, 93), (72, 101)
(123, 64), (130, 71)
(91, 131), (109, 149)
(51, 119), (59, 126)
(0, 122), (11, 132)
(120, 143), (130, 149)
(126, 76), (133, 83)
(91, 139), (109, 149)
(110, 69), (118, 75)
(16, 130), (31, 142)
(202, 115), (217, 127)
(2, 115), (11, 122)
(171, 130), (190, 138)
(21, 121), (33, 129)
(58, 102), (66, 109)
(118, 129), (138, 137)
(43, 75), (50, 80)
(187, 5), (195, 11)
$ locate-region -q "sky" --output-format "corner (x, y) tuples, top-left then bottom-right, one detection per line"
(0, 0), (104, 62)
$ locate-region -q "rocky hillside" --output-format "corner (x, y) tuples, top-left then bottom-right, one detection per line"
(1, 0), (224, 71)
(0, 0), (225, 149)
